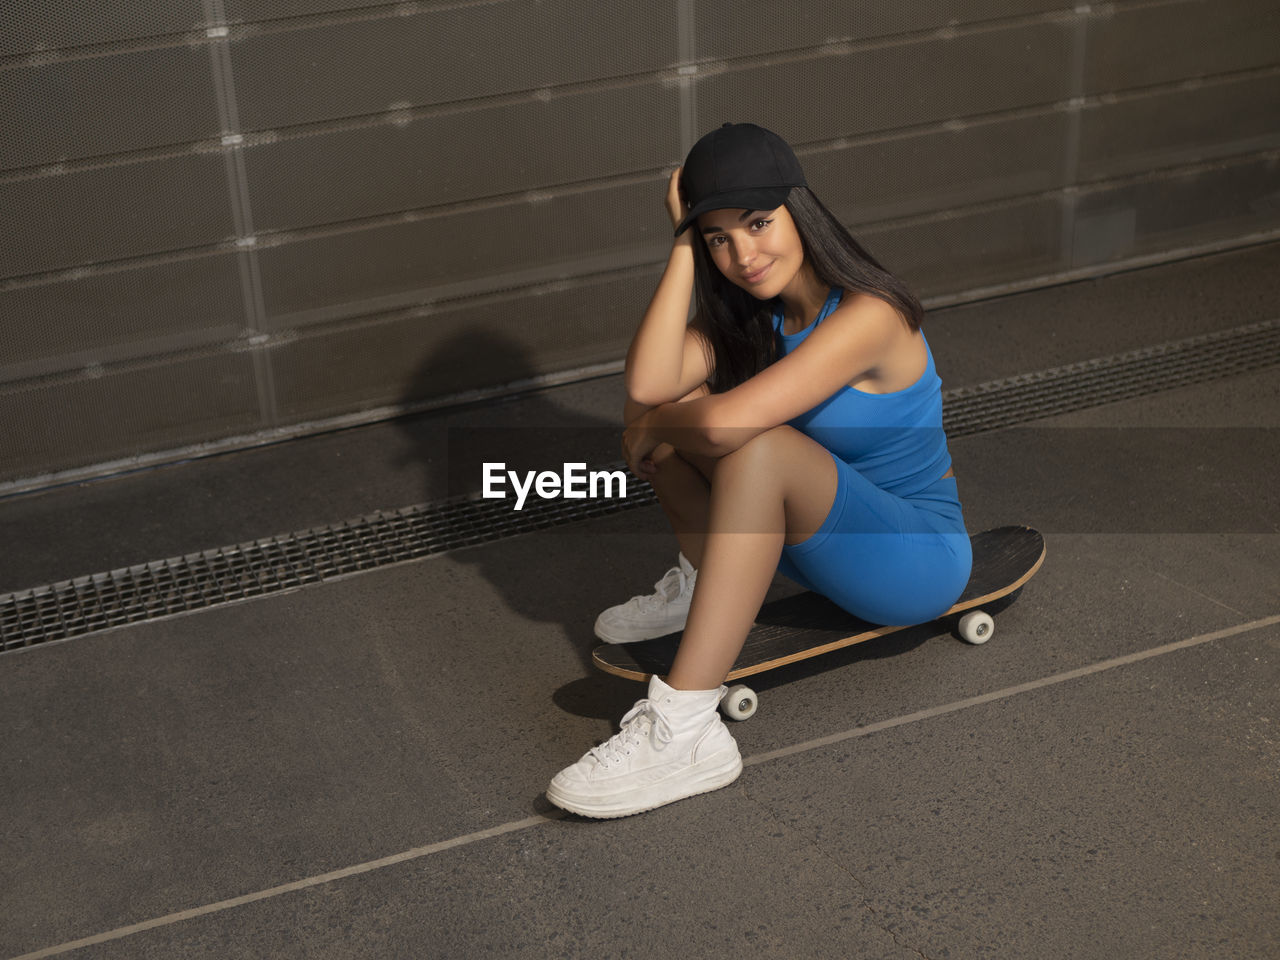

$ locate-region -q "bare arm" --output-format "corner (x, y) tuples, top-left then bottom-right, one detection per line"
(623, 293), (908, 471)
(623, 169), (713, 407)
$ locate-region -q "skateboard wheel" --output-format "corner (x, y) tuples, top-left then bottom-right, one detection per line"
(721, 684), (758, 721)
(958, 610), (994, 645)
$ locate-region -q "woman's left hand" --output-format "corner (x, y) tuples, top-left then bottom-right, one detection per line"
(622, 413), (661, 480)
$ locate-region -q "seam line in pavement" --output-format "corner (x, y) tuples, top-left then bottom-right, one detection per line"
(10, 611), (1280, 960)
(745, 612), (1280, 767)
(9, 814), (567, 960)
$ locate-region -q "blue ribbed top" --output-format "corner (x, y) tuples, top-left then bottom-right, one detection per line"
(774, 289), (951, 497)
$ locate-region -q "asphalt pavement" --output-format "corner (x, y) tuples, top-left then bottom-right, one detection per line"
(2, 242), (1277, 959)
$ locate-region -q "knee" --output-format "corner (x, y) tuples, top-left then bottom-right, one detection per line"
(713, 427), (793, 482)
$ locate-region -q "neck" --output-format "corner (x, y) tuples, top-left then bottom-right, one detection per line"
(777, 262), (830, 331)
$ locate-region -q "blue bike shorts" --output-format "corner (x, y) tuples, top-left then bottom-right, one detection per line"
(776, 452), (973, 626)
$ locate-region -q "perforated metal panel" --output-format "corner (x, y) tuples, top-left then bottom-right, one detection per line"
(693, 0), (1073, 56)
(0, 1), (206, 56)
(0, 46), (222, 170)
(1084, 0), (1280, 92)
(695, 19), (1077, 141)
(229, 2), (680, 131)
(241, 86), (682, 231)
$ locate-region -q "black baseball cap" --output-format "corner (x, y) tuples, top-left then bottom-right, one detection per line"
(673, 123), (807, 236)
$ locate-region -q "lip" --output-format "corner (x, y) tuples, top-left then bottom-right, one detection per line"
(741, 261), (773, 285)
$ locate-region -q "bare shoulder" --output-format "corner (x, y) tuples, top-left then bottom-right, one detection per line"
(804, 290), (920, 391)
(830, 290), (908, 329)
(807, 290), (908, 352)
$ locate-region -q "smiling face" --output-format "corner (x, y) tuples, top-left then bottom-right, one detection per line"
(697, 204), (809, 301)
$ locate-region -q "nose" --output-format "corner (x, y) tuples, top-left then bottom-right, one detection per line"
(735, 236), (757, 266)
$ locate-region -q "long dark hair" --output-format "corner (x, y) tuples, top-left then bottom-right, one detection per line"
(693, 186), (923, 393)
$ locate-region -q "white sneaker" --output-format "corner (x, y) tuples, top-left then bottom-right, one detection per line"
(546, 675), (742, 818)
(594, 553), (697, 643)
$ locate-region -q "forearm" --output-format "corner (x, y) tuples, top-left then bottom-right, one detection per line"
(643, 394), (746, 459)
(623, 390), (756, 478)
(624, 236), (696, 405)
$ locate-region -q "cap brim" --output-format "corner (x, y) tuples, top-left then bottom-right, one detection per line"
(673, 185), (797, 236)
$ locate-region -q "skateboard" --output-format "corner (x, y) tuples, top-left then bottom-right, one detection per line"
(592, 525), (1045, 720)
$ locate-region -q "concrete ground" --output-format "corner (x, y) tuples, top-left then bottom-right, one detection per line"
(2, 242), (1278, 959)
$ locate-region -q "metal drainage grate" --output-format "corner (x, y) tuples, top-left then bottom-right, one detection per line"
(2, 318), (1277, 652)
(943, 318), (1280, 437)
(0, 486), (657, 652)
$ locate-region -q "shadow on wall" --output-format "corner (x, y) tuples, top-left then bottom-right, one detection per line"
(392, 328), (673, 717)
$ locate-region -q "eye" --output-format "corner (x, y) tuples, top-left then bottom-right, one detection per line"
(751, 218), (773, 231)
(706, 234), (727, 248)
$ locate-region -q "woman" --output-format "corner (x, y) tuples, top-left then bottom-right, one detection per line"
(547, 123), (971, 818)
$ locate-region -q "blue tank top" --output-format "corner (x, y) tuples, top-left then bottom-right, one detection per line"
(774, 288), (951, 497)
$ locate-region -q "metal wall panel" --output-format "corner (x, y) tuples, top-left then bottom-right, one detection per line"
(268, 271), (660, 420)
(0, 256), (245, 377)
(0, 352), (261, 480)
(1071, 154), (1280, 267)
(0, 154), (234, 278)
(800, 111), (1071, 223)
(242, 85), (681, 231)
(223, 0), (434, 23)
(694, 20), (1076, 143)
(0, 1), (206, 55)
(1084, 0), (1280, 93)
(862, 196), (1065, 298)
(0, 46), (221, 169)
(694, 0), (1073, 57)
(1078, 71), (1280, 182)
(230, 1), (679, 130)
(256, 179), (667, 326)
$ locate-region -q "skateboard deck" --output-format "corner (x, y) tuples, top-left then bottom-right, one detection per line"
(592, 526), (1044, 715)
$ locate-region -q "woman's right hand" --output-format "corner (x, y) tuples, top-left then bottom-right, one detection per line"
(665, 167), (688, 232)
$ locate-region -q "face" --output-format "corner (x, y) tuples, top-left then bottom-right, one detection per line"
(696, 204), (807, 300)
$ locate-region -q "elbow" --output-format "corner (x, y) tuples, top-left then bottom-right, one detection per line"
(698, 405), (737, 457)
(625, 383), (669, 410)
(623, 366), (670, 409)
(627, 373), (700, 410)
(699, 399), (769, 457)
(700, 426), (731, 457)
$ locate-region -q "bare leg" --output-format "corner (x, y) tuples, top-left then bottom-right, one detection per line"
(622, 396), (839, 689)
(624, 389), (716, 569)
(638, 446), (706, 568)
(666, 426), (838, 690)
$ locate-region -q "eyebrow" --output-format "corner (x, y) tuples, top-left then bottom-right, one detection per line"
(700, 210), (761, 234)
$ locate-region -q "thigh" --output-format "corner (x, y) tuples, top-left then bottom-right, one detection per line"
(711, 425), (840, 545)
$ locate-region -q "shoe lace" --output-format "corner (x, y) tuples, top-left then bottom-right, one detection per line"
(632, 566), (687, 612)
(589, 699), (674, 767)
